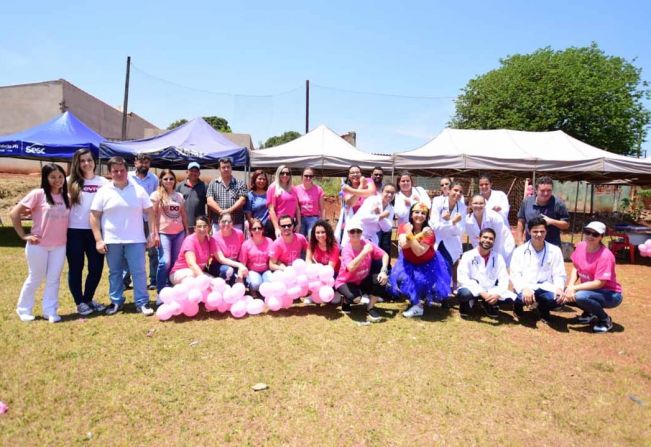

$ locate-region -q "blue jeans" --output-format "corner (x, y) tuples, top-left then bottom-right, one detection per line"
(123, 222), (158, 285)
(456, 287), (478, 304)
(208, 263), (239, 285)
(300, 216), (319, 238)
(247, 270), (273, 292)
(156, 231), (185, 292)
(574, 289), (622, 321)
(106, 243), (149, 307)
(66, 228), (104, 305)
(516, 288), (558, 316)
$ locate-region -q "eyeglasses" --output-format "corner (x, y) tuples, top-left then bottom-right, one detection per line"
(348, 229), (363, 234)
(280, 223), (293, 229)
(583, 229), (601, 237)
(349, 171), (361, 176)
(251, 227), (263, 231)
(162, 177), (175, 182)
(303, 174), (314, 178)
(280, 172), (290, 176)
(220, 220), (232, 224)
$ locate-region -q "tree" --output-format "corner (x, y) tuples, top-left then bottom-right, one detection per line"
(167, 116), (232, 132)
(449, 43), (650, 156)
(261, 131), (302, 148)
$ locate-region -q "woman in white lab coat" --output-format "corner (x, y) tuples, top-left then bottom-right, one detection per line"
(465, 194), (515, 266)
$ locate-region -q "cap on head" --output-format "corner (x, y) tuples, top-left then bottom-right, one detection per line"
(346, 220), (363, 232)
(584, 221), (606, 235)
(187, 162), (201, 170)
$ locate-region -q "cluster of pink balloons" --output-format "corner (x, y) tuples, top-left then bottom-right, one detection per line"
(258, 259), (336, 311)
(637, 239), (651, 257)
(155, 275), (265, 321)
(154, 259), (337, 321)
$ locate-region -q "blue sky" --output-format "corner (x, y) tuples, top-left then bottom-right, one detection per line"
(2, 0), (650, 153)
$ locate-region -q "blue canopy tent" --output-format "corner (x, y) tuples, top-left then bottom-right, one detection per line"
(99, 117), (249, 169)
(0, 111), (105, 161)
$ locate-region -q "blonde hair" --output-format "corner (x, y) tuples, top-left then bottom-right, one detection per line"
(273, 164), (292, 198)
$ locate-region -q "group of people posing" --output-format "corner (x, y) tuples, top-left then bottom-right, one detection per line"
(11, 154), (623, 332)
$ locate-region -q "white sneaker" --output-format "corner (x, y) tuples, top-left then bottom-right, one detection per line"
(403, 304), (424, 318)
(360, 294), (371, 305)
(46, 314), (62, 323)
(303, 297), (313, 305)
(16, 310), (35, 322)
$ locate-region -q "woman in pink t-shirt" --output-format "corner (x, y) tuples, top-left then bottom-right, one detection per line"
(239, 218), (273, 296)
(562, 221), (623, 333)
(10, 163), (71, 323)
(170, 216), (218, 285)
(209, 212), (248, 284)
(334, 220), (389, 322)
(151, 169), (188, 296)
(267, 165), (301, 239)
(296, 167), (325, 238)
(306, 220), (340, 273)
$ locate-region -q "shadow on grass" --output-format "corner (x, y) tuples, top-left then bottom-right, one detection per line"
(0, 226), (28, 247)
(269, 303), (345, 321)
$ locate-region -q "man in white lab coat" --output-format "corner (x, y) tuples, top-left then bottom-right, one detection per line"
(457, 228), (514, 318)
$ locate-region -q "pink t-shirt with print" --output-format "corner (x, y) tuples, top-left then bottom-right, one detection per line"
(150, 190), (185, 234)
(171, 234), (217, 274)
(239, 237), (272, 273)
(20, 189), (69, 247)
(267, 184), (298, 218)
(335, 240), (384, 288)
(295, 184), (324, 217)
(571, 241), (622, 293)
(312, 244), (340, 272)
(270, 233), (308, 266)
(213, 228), (245, 260)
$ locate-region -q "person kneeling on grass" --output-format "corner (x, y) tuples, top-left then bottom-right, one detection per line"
(334, 220), (390, 322)
(457, 228), (514, 319)
(169, 216), (218, 286)
(269, 215), (308, 271)
(560, 221), (623, 333)
(509, 217), (566, 324)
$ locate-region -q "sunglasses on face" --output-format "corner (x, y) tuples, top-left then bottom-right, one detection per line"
(280, 223), (293, 229)
(583, 229), (601, 237)
(162, 177), (175, 182)
(303, 174), (314, 178)
(348, 229), (363, 234)
(280, 172), (290, 176)
(251, 227), (263, 231)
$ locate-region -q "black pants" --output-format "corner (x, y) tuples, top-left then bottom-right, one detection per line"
(336, 262), (391, 303)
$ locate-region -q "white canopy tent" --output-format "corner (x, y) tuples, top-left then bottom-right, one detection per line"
(393, 128), (651, 182)
(250, 124), (392, 175)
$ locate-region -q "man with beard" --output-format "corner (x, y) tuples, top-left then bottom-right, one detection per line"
(176, 162), (207, 234)
(457, 228), (514, 319)
(125, 153), (159, 290)
(510, 217), (566, 323)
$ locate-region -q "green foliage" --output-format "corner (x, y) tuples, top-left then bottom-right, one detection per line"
(261, 131), (301, 148)
(167, 116), (232, 132)
(450, 43), (651, 156)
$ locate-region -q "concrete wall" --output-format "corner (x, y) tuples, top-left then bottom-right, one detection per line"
(0, 81), (63, 135)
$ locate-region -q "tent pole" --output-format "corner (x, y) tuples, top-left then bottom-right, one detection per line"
(570, 181), (580, 244)
(121, 56), (131, 140)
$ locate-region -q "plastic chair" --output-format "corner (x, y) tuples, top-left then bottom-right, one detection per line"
(607, 230), (635, 264)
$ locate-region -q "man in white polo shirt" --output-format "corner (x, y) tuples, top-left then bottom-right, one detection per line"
(90, 156), (159, 316)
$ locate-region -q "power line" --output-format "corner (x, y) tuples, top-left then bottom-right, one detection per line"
(311, 82), (456, 100)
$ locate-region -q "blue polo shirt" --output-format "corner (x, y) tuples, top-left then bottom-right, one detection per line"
(517, 195), (569, 248)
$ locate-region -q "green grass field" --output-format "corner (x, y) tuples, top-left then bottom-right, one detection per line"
(0, 226), (650, 446)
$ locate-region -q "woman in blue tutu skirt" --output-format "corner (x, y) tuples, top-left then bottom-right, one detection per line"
(390, 203), (451, 318)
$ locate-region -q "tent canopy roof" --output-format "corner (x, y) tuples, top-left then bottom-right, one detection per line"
(250, 124), (392, 175)
(0, 111), (105, 160)
(99, 117), (248, 169)
(394, 128), (651, 182)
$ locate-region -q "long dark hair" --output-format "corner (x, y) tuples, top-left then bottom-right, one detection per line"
(41, 163), (70, 208)
(408, 203), (430, 232)
(309, 219), (336, 253)
(345, 165), (362, 187)
(69, 148), (96, 205)
(249, 169), (269, 191)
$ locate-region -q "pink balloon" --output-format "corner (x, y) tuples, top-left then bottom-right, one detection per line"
(308, 280), (322, 291)
(284, 267), (297, 284)
(217, 301), (231, 313)
(265, 295), (282, 311)
(271, 270), (285, 283)
(232, 283), (246, 299)
(270, 282), (285, 296)
(296, 274), (309, 287)
(319, 286), (335, 303)
(288, 285), (303, 300)
(182, 300), (200, 317)
(223, 287), (238, 304)
(311, 294), (323, 304)
(159, 287), (175, 304)
(169, 300), (183, 316)
(247, 299), (265, 315)
(204, 302), (219, 312)
(306, 263), (320, 280)
(188, 289), (203, 304)
(156, 303), (174, 321)
(259, 282), (272, 298)
(282, 294), (294, 309)
(322, 277), (335, 287)
(645, 239), (651, 248)
(292, 259), (307, 274)
(640, 247), (649, 257)
(318, 265), (335, 282)
(638, 244), (646, 252)
(230, 300), (247, 318)
(196, 275), (211, 291)
(211, 277), (227, 293)
(206, 291), (223, 307)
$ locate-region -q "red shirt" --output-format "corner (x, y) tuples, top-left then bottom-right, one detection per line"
(398, 223), (435, 264)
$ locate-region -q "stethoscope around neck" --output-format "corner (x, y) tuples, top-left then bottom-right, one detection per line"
(524, 241), (547, 267)
(471, 253), (496, 269)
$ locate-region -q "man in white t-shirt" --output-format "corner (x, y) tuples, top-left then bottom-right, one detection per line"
(90, 156), (159, 316)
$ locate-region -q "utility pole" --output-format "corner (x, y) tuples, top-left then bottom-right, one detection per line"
(121, 56), (131, 140)
(305, 79), (310, 134)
